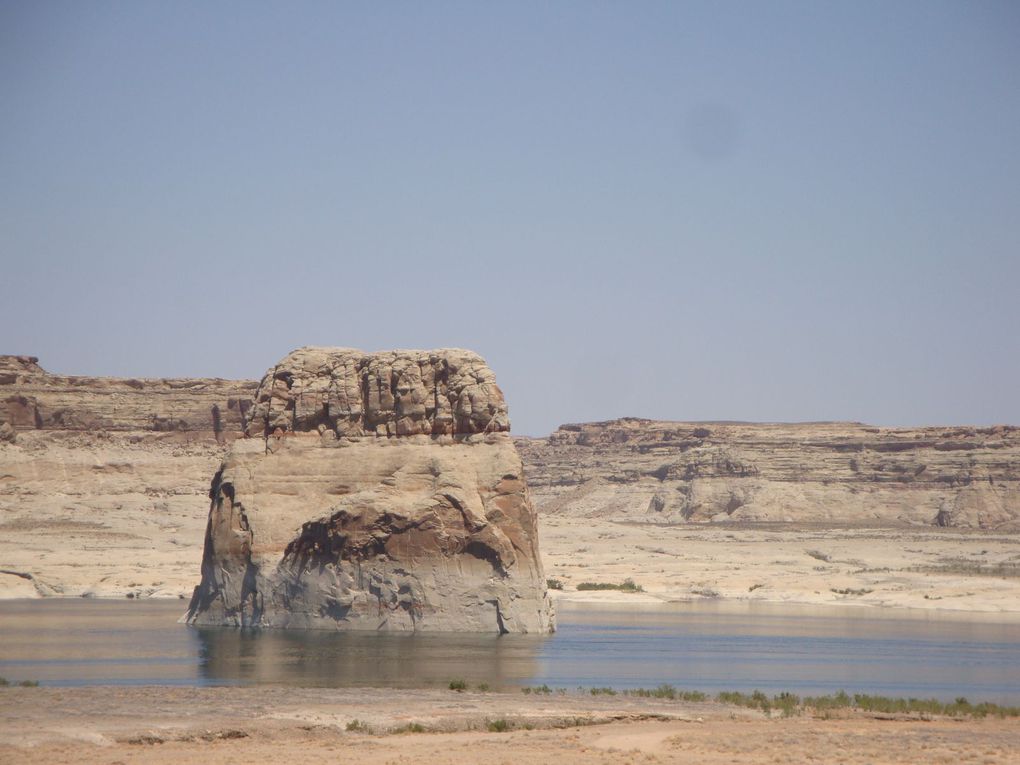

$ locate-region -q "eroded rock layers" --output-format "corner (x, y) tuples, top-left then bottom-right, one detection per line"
(516, 418), (1020, 529)
(0, 355), (255, 439)
(185, 347), (554, 633)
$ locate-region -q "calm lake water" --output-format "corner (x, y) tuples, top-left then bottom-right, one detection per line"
(1, 599), (1019, 703)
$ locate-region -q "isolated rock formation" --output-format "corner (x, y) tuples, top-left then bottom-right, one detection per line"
(184, 347), (554, 633)
(517, 418), (1020, 529)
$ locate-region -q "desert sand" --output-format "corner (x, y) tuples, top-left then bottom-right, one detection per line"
(541, 517), (1020, 618)
(1, 686), (1018, 765)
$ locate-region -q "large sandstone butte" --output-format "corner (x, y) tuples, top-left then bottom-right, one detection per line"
(184, 347), (554, 633)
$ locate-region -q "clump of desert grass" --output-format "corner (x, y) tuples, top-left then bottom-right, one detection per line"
(391, 722), (427, 734)
(623, 684), (707, 702)
(0, 677), (39, 687)
(574, 684), (1020, 719)
(521, 684), (553, 695)
(575, 578), (643, 592)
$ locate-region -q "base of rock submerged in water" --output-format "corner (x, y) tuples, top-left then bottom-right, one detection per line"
(184, 347), (554, 634)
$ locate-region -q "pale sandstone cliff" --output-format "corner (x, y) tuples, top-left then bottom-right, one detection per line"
(0, 356), (255, 598)
(517, 418), (1020, 530)
(0, 355), (255, 438)
(184, 347), (554, 633)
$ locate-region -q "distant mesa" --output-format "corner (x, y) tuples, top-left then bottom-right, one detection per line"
(184, 347), (555, 633)
(0, 354), (255, 439)
(516, 418), (1020, 530)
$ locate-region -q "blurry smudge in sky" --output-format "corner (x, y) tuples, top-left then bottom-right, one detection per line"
(684, 103), (742, 163)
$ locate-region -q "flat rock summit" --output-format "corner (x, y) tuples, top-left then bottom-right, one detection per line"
(184, 347), (555, 633)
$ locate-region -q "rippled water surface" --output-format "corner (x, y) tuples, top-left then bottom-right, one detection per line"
(1, 599), (1018, 703)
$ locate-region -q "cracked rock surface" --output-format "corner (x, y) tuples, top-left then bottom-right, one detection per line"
(185, 347), (554, 633)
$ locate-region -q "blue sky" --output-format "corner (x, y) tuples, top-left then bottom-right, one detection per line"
(2, 1), (1018, 434)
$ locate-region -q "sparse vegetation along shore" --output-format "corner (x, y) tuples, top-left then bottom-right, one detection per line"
(0, 677), (39, 687)
(510, 684), (1020, 720)
(608, 685), (1020, 719)
(575, 578), (644, 592)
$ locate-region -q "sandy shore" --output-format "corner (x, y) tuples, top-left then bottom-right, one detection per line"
(542, 518), (1020, 618)
(1, 686), (1017, 765)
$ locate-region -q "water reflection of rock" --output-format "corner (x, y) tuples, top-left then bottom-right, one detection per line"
(193, 627), (547, 688)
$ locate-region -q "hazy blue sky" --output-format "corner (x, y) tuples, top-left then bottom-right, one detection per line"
(2, 1), (1018, 434)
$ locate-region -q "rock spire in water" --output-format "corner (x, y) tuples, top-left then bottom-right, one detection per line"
(185, 347), (555, 633)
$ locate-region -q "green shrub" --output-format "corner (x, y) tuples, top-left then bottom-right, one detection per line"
(774, 692), (800, 717)
(486, 719), (510, 732)
(575, 578), (643, 592)
(521, 684), (553, 695)
(799, 692), (1020, 719)
(448, 679), (467, 691)
(1, 678), (39, 688)
(546, 579), (564, 590)
(716, 690), (778, 713)
(624, 684), (707, 700)
(392, 722), (426, 734)
(803, 690), (853, 711)
(678, 690), (708, 702)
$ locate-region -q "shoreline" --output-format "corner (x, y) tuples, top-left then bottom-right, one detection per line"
(551, 591), (1020, 623)
(5, 590), (1020, 625)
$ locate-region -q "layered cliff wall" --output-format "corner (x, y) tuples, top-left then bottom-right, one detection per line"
(2, 356), (1018, 602)
(0, 355), (256, 439)
(185, 347), (554, 633)
(517, 418), (1020, 530)
(0, 356), (256, 598)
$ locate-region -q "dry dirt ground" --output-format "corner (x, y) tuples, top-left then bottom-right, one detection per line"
(541, 517), (1020, 617)
(1, 686), (1017, 765)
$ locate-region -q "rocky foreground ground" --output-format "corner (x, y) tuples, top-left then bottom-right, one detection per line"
(1, 686), (1018, 765)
